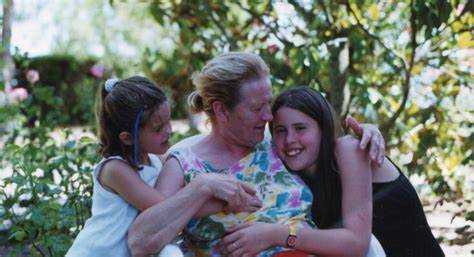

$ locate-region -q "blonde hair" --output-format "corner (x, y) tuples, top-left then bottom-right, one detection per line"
(188, 52), (270, 123)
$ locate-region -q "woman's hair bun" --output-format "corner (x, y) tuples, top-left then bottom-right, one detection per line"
(187, 91), (204, 113)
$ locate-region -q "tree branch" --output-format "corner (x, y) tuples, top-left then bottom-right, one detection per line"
(235, 1), (294, 49)
(383, 0), (418, 135)
(317, 0), (334, 26)
(287, 0), (316, 25)
(205, 3), (237, 50)
(346, 2), (408, 70)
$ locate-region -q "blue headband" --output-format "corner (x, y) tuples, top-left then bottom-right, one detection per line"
(133, 109), (144, 167)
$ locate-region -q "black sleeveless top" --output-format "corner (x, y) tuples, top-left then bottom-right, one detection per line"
(372, 159), (444, 257)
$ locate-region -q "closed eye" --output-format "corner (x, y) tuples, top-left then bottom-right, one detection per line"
(273, 126), (286, 134)
(154, 121), (168, 132)
(295, 125), (307, 131)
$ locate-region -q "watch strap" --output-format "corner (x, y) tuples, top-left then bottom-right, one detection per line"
(286, 225), (297, 248)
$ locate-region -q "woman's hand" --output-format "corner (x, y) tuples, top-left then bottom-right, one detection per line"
(196, 173), (261, 213)
(217, 222), (281, 257)
(346, 116), (385, 166)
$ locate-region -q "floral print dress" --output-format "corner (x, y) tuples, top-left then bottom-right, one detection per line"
(169, 138), (314, 257)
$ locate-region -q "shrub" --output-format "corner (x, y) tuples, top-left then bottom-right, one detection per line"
(0, 85), (98, 256)
(14, 54), (105, 126)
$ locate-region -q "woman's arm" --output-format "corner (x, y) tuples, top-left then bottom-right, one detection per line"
(156, 157), (260, 216)
(129, 175), (215, 257)
(219, 136), (373, 257)
(128, 156), (259, 257)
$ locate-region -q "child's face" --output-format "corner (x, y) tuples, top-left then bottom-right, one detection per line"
(272, 106), (321, 172)
(138, 102), (172, 157)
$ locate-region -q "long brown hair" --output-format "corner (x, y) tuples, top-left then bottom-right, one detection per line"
(271, 86), (343, 228)
(95, 76), (167, 169)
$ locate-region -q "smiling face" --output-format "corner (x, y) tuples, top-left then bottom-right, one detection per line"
(226, 77), (273, 147)
(138, 101), (172, 157)
(272, 106), (321, 172)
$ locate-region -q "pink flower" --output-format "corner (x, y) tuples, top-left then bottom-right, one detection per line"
(6, 87), (29, 102)
(89, 64), (106, 79)
(26, 69), (40, 84)
(267, 44), (279, 54)
(457, 4), (465, 15)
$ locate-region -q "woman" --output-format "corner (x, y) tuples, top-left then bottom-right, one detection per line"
(129, 52), (386, 257)
(221, 86), (443, 257)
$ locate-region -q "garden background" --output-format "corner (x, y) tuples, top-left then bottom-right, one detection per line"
(0, 0), (473, 256)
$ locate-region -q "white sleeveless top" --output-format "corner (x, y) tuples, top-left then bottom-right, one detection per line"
(66, 154), (162, 257)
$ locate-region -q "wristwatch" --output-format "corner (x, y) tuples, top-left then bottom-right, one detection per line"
(286, 225), (297, 248)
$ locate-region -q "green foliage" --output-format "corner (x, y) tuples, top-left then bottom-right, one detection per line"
(0, 80), (204, 255)
(0, 86), (98, 256)
(14, 54), (104, 126)
(145, 0), (473, 210)
(170, 128), (201, 145)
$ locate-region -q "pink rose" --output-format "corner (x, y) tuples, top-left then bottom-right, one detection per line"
(89, 64), (106, 79)
(267, 44), (279, 54)
(26, 69), (40, 84)
(6, 87), (29, 102)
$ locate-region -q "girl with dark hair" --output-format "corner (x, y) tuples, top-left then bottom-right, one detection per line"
(221, 86), (443, 257)
(67, 76), (172, 256)
(67, 76), (257, 257)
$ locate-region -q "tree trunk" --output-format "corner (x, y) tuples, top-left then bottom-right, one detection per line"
(2, 0), (14, 93)
(327, 37), (350, 117)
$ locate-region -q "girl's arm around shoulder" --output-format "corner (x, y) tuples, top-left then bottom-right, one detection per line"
(220, 137), (372, 256)
(99, 159), (165, 211)
(335, 135), (373, 254)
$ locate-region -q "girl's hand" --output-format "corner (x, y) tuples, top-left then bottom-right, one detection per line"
(217, 222), (280, 257)
(346, 116), (385, 166)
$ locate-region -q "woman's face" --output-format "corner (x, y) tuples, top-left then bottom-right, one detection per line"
(272, 106), (321, 172)
(226, 77), (273, 147)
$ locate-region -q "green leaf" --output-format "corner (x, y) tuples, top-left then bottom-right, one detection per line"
(65, 140), (76, 150)
(48, 188), (63, 195)
(11, 176), (26, 186)
(9, 230), (26, 241)
(79, 136), (95, 144)
(31, 208), (44, 225)
(466, 211), (474, 222)
(34, 183), (45, 193)
(48, 155), (64, 166)
(455, 225), (471, 234)
(5, 144), (21, 152)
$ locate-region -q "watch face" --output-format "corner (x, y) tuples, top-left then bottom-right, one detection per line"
(287, 235), (297, 247)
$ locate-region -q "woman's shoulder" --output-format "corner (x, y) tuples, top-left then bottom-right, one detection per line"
(170, 133), (208, 151)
